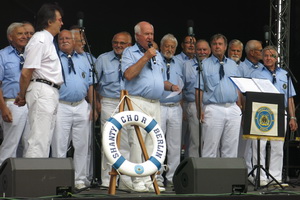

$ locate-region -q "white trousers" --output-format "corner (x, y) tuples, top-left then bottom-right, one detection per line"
(201, 103), (242, 157)
(127, 96), (161, 183)
(0, 101), (29, 165)
(51, 100), (90, 185)
(100, 97), (131, 186)
(238, 127), (253, 174)
(24, 82), (59, 158)
(159, 104), (182, 183)
(251, 115), (286, 181)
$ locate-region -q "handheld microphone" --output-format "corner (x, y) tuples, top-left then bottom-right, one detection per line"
(77, 11), (84, 29)
(148, 42), (156, 64)
(263, 25), (270, 45)
(187, 20), (194, 36)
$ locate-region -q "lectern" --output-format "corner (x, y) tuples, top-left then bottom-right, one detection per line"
(243, 92), (285, 190)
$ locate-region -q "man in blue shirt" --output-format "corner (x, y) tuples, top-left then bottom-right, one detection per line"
(0, 22), (29, 165)
(95, 31), (132, 189)
(174, 35), (196, 158)
(250, 45), (297, 185)
(184, 39), (211, 158)
(51, 30), (97, 190)
(195, 33), (242, 158)
(237, 40), (264, 181)
(122, 21), (177, 192)
(158, 33), (183, 187)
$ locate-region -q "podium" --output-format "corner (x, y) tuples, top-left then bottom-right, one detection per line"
(229, 76), (286, 189)
(243, 92), (285, 190)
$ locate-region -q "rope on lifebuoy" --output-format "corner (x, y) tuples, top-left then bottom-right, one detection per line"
(102, 110), (166, 177)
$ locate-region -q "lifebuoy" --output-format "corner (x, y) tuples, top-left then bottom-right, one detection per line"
(102, 110), (166, 177)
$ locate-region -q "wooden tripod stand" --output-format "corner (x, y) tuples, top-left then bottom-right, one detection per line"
(107, 90), (161, 195)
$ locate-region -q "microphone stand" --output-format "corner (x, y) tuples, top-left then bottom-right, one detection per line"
(196, 56), (205, 156)
(80, 27), (101, 189)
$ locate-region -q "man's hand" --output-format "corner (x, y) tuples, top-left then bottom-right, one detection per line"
(14, 95), (26, 107)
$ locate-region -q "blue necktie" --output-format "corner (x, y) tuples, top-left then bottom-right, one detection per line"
(67, 55), (76, 74)
(12, 46), (24, 70)
(219, 61), (225, 80)
(19, 53), (24, 70)
(166, 62), (171, 80)
(267, 68), (276, 84)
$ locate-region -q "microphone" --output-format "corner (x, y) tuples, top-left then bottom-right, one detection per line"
(263, 25), (270, 45)
(77, 11), (84, 29)
(148, 42), (156, 64)
(187, 20), (194, 36)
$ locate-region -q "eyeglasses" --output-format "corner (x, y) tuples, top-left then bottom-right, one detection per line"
(183, 41), (195, 45)
(112, 41), (128, 45)
(253, 49), (262, 52)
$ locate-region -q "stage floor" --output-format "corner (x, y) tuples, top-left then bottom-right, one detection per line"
(63, 179), (300, 200)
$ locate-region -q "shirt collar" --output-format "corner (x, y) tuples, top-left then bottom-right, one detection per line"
(211, 54), (227, 64)
(136, 42), (146, 53)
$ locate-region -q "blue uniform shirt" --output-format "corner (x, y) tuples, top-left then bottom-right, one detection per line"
(58, 51), (92, 102)
(196, 55), (241, 104)
(121, 44), (165, 100)
(251, 66), (296, 107)
(0, 45), (23, 98)
(159, 55), (183, 104)
(95, 50), (123, 99)
(239, 58), (264, 78)
(182, 57), (199, 102)
(174, 51), (191, 63)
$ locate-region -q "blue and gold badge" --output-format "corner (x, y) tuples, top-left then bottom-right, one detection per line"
(134, 165), (144, 175)
(255, 106), (275, 132)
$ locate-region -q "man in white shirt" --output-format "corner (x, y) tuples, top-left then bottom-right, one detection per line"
(15, 3), (64, 158)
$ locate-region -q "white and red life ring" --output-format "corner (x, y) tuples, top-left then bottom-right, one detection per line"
(102, 110), (166, 177)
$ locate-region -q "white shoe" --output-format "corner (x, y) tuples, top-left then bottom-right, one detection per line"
(132, 180), (149, 192)
(147, 184), (166, 192)
(260, 180), (269, 186)
(118, 181), (132, 191)
(157, 180), (164, 187)
(75, 183), (86, 190)
(166, 180), (174, 187)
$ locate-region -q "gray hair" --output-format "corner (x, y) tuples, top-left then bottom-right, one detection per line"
(7, 22), (24, 42)
(245, 40), (262, 54)
(262, 45), (278, 57)
(160, 33), (178, 47)
(134, 21), (154, 41)
(228, 39), (243, 49)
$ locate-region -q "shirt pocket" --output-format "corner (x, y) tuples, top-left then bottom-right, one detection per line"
(277, 77), (287, 93)
(206, 73), (220, 90)
(4, 62), (20, 79)
(102, 70), (119, 84)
